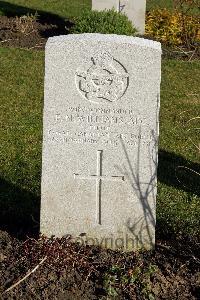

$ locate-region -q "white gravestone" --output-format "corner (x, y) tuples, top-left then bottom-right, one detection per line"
(92, 0), (146, 34)
(92, 0), (118, 11)
(41, 34), (161, 251)
(119, 0), (146, 34)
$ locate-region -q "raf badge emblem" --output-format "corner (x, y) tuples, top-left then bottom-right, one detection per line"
(75, 51), (129, 104)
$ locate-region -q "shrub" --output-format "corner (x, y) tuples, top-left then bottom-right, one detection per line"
(70, 9), (137, 36)
(145, 8), (199, 47)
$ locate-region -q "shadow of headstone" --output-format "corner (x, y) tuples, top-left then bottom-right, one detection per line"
(0, 177), (40, 239)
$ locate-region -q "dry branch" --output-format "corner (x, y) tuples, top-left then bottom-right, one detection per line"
(4, 256), (47, 294)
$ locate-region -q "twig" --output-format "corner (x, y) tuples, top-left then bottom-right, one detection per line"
(157, 243), (171, 251)
(188, 47), (197, 62)
(31, 214), (40, 225)
(175, 47), (194, 56)
(175, 165), (200, 191)
(4, 256), (47, 294)
(0, 39), (13, 43)
(28, 43), (45, 50)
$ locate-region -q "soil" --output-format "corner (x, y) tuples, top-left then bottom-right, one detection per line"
(0, 15), (72, 50)
(0, 230), (199, 299)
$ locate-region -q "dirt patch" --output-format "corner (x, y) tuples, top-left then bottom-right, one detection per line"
(0, 231), (199, 299)
(0, 15), (72, 50)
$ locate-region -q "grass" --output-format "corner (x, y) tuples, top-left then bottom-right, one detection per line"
(0, 0), (175, 19)
(157, 60), (200, 238)
(0, 46), (199, 239)
(147, 0), (174, 10)
(0, 0), (91, 18)
(0, 48), (44, 235)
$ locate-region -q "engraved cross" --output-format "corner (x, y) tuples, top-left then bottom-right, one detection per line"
(74, 150), (125, 225)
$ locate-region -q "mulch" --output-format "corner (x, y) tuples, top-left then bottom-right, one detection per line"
(0, 230), (200, 299)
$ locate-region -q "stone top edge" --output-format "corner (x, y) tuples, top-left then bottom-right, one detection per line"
(46, 34), (161, 52)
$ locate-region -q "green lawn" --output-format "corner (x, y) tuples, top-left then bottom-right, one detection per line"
(0, 0), (174, 19)
(0, 0), (91, 18)
(0, 47), (199, 239)
(147, 0), (173, 10)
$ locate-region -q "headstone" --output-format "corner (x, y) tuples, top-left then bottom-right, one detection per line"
(119, 0), (147, 34)
(41, 34), (161, 251)
(92, 0), (118, 11)
(92, 0), (147, 34)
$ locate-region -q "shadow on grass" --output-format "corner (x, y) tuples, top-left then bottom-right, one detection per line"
(158, 149), (200, 197)
(0, 177), (40, 239)
(0, 0), (74, 36)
